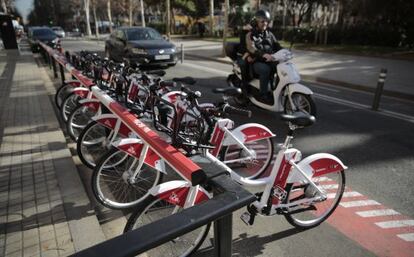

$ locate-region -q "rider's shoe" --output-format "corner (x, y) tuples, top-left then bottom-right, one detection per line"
(260, 93), (273, 104)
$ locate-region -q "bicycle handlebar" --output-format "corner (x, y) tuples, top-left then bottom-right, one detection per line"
(222, 104), (252, 118)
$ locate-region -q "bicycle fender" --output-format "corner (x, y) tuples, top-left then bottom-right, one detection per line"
(112, 138), (166, 174)
(92, 114), (132, 137)
(287, 153), (348, 183)
(64, 80), (81, 87)
(79, 98), (100, 112)
(150, 181), (210, 207)
(287, 83), (313, 95)
(73, 87), (89, 98)
(222, 123), (275, 146)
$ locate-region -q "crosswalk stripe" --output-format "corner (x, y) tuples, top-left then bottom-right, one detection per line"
(356, 209), (400, 217)
(320, 184), (339, 190)
(397, 233), (414, 242)
(375, 220), (414, 229)
(328, 191), (361, 199)
(340, 200), (380, 208)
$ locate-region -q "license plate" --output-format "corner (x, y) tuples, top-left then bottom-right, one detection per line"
(155, 55), (170, 60)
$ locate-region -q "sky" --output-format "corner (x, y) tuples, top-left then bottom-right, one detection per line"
(14, 0), (34, 23)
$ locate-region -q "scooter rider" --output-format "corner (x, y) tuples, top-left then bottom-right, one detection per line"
(246, 10), (283, 102)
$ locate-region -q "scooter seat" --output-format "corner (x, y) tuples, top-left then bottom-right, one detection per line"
(212, 87), (242, 96)
(280, 112), (315, 127)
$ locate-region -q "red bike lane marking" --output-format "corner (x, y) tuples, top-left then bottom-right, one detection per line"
(322, 183), (414, 257)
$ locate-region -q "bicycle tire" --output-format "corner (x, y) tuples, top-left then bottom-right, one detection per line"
(60, 92), (81, 122)
(124, 195), (211, 257)
(66, 103), (97, 141)
(283, 170), (345, 229)
(220, 137), (274, 179)
(77, 121), (113, 169)
(91, 147), (162, 209)
(55, 84), (73, 109)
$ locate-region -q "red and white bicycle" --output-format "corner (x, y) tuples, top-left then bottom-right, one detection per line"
(124, 110), (347, 257)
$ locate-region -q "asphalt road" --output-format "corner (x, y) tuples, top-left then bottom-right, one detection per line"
(60, 39), (414, 257)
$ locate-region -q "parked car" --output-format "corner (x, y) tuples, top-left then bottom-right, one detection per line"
(52, 26), (65, 38)
(28, 27), (59, 52)
(105, 26), (177, 66)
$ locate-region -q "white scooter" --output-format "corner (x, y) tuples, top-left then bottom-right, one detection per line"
(225, 44), (316, 116)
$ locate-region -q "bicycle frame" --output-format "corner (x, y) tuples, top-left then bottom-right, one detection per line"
(149, 129), (347, 217)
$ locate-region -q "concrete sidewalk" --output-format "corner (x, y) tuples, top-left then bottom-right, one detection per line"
(0, 50), (105, 256)
(174, 39), (414, 101)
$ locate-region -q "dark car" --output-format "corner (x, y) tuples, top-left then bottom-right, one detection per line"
(105, 27), (177, 66)
(28, 27), (59, 52)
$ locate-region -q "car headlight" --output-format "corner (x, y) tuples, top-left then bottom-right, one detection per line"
(171, 48), (176, 53)
(131, 48), (147, 54)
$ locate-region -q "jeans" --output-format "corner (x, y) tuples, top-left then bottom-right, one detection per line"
(253, 62), (275, 95)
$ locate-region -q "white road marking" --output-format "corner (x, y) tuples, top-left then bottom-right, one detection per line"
(340, 200), (380, 208)
(314, 93), (414, 123)
(181, 62), (229, 76)
(375, 220), (414, 229)
(397, 233), (414, 242)
(328, 191), (362, 199)
(320, 184), (339, 190)
(356, 209), (400, 218)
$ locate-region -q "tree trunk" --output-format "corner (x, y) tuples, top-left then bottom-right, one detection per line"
(209, 0), (214, 36)
(222, 0), (229, 57)
(166, 0), (170, 38)
(140, 0), (145, 27)
(129, 0), (133, 26)
(107, 0), (113, 33)
(93, 3), (99, 38)
(282, 0), (287, 40)
(1, 0), (7, 14)
(84, 0), (92, 36)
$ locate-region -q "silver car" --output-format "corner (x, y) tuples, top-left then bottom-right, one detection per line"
(52, 26), (65, 38)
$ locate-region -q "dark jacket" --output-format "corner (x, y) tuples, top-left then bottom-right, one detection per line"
(246, 28), (282, 62)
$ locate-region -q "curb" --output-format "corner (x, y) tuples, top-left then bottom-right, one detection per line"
(186, 53), (414, 102)
(36, 56), (107, 251)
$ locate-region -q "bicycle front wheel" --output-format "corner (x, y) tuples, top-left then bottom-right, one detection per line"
(61, 92), (81, 122)
(77, 121), (113, 169)
(220, 137), (274, 179)
(124, 196), (210, 257)
(67, 104), (98, 141)
(55, 84), (73, 109)
(92, 147), (162, 209)
(284, 170), (345, 229)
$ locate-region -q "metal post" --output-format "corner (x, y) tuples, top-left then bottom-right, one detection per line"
(372, 68), (387, 111)
(214, 213), (233, 257)
(48, 53), (52, 69)
(52, 58), (58, 78)
(181, 43), (184, 63)
(59, 64), (65, 85)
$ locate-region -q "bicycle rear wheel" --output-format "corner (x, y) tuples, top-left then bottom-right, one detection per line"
(92, 147), (162, 209)
(67, 104), (98, 141)
(220, 137), (274, 179)
(284, 170), (345, 229)
(124, 196), (210, 257)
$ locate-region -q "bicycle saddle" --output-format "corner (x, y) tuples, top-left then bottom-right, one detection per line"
(281, 112), (316, 127)
(173, 76), (196, 85)
(212, 87), (242, 96)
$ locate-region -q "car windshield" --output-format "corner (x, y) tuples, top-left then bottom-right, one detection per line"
(33, 29), (55, 37)
(126, 28), (162, 41)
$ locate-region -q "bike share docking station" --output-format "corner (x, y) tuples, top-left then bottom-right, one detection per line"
(39, 42), (256, 257)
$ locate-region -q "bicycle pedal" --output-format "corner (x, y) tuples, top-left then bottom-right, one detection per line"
(240, 212), (251, 226)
